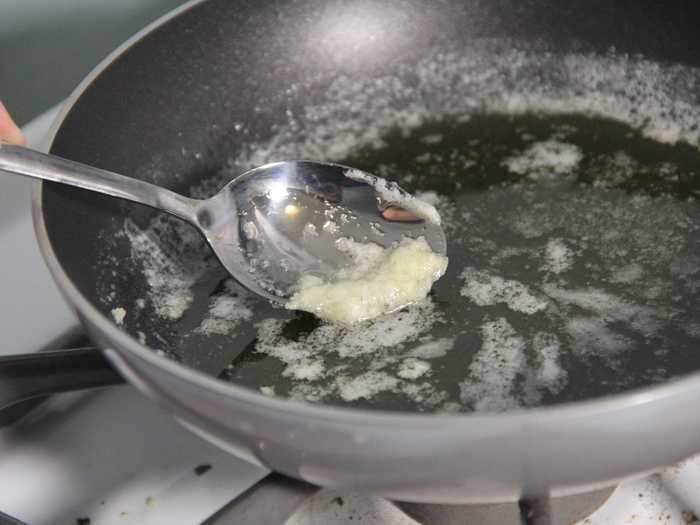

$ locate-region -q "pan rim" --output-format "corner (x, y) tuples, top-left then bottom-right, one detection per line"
(31, 0), (700, 428)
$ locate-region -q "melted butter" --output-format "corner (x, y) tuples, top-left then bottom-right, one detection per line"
(286, 237), (448, 325)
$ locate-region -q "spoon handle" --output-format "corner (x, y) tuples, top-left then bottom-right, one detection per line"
(0, 143), (201, 224)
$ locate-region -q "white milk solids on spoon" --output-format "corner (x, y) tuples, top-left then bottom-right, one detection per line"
(286, 236), (448, 325)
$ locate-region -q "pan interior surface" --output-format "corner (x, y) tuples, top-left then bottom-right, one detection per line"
(42, 5), (700, 415)
(98, 113), (700, 414)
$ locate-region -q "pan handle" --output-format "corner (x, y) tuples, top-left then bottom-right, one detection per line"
(0, 347), (125, 411)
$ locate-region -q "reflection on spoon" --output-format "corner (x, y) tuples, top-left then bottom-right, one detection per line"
(382, 206), (422, 222)
(232, 162), (447, 301)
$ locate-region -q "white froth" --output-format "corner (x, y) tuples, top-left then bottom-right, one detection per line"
(532, 332), (567, 393)
(511, 211), (551, 239)
(196, 289), (254, 336)
(414, 190), (441, 206)
(408, 337), (454, 359)
(460, 267), (548, 314)
(590, 151), (640, 189)
(257, 298), (440, 364)
(503, 140), (582, 179)
(114, 43), (700, 413)
(139, 45), (700, 327)
(543, 284), (662, 336)
(123, 219), (207, 321)
(111, 307), (126, 325)
(335, 299), (441, 357)
(439, 402), (463, 413)
(189, 45), (700, 205)
(399, 382), (448, 407)
(285, 358), (325, 381)
(303, 223), (318, 238)
(415, 190), (459, 233)
(459, 318), (525, 412)
(543, 238), (574, 274)
(397, 358), (431, 379)
(337, 371), (399, 402)
(609, 263), (644, 284)
(322, 220), (339, 234)
(254, 299), (445, 404)
(260, 385), (275, 396)
(255, 318), (326, 381)
(289, 383), (333, 403)
(345, 169), (442, 225)
(565, 316), (632, 356)
(686, 323), (700, 338)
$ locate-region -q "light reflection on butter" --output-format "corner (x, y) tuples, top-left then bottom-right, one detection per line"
(284, 204), (301, 218)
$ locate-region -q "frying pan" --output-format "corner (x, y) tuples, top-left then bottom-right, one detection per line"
(5, 0), (700, 513)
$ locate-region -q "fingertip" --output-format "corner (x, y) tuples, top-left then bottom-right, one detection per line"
(0, 100), (26, 146)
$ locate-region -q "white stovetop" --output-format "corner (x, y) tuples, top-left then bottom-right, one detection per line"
(3, 108), (700, 525)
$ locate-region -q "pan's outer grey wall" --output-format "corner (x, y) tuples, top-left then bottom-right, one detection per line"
(0, 0), (187, 125)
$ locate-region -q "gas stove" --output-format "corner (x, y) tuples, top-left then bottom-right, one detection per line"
(1, 108), (700, 525)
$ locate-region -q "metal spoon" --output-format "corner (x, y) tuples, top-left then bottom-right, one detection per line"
(0, 145), (446, 302)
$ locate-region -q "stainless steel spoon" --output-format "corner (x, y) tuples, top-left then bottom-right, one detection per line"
(0, 144), (446, 302)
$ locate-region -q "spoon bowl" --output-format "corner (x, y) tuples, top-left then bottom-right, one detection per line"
(201, 160), (447, 300)
(0, 146), (446, 302)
